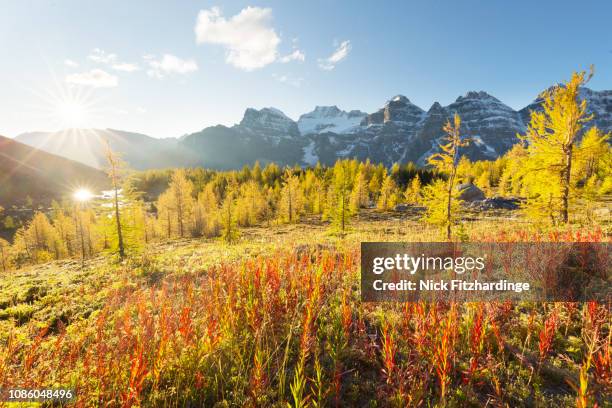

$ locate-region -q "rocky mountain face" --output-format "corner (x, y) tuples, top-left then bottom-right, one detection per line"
(297, 91), (525, 167)
(239, 107), (300, 140)
(180, 107), (307, 169)
(297, 88), (611, 167)
(15, 87), (612, 170)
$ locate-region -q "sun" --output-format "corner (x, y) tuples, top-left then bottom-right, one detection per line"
(73, 188), (93, 202)
(55, 100), (89, 128)
(27, 80), (99, 130)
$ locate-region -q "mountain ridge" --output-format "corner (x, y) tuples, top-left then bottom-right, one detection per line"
(0, 135), (108, 206)
(14, 86), (612, 170)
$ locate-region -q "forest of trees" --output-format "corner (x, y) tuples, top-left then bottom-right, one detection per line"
(0, 70), (610, 271)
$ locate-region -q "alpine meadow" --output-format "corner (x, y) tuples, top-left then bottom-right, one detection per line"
(0, 2), (611, 407)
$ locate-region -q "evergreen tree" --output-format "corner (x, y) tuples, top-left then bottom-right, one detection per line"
(518, 68), (595, 224)
(237, 180), (267, 226)
(422, 179), (462, 234)
(368, 169), (383, 201)
(104, 141), (126, 258)
(377, 174), (399, 211)
(574, 127), (610, 182)
(350, 167), (370, 212)
(50, 201), (76, 256)
(475, 171), (491, 193)
(199, 183), (221, 237)
(279, 169), (303, 223)
(424, 113), (470, 239)
(169, 169), (195, 238)
(0, 238), (11, 271)
(404, 174), (422, 205)
(14, 212), (60, 263)
(156, 169), (196, 238)
(221, 183), (240, 243)
(156, 190), (175, 239)
(326, 161), (352, 234)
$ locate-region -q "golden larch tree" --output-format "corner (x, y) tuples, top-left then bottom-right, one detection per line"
(519, 68), (594, 224)
(424, 113), (470, 240)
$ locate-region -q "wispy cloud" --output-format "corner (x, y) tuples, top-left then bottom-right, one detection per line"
(64, 59), (79, 68)
(195, 6), (281, 71)
(146, 54), (198, 79)
(112, 62), (140, 72)
(279, 49), (305, 63)
(273, 73), (304, 87)
(318, 40), (351, 71)
(65, 69), (118, 88)
(88, 48), (140, 72)
(88, 48), (117, 64)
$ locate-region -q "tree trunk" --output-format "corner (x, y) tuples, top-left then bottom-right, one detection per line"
(560, 144), (573, 224)
(288, 187), (292, 223)
(1, 245), (6, 271)
(446, 170), (456, 241)
(177, 192), (184, 238)
(446, 184), (452, 240)
(166, 212), (171, 238)
(78, 207), (85, 267)
(341, 190), (345, 233)
(114, 186), (125, 258)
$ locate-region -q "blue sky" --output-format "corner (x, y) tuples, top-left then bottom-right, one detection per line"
(1, 0), (611, 138)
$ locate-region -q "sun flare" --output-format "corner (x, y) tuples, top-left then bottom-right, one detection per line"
(55, 100), (89, 128)
(73, 188), (93, 202)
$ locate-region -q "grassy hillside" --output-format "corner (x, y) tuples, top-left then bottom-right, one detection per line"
(1, 213), (609, 407)
(0, 135), (109, 206)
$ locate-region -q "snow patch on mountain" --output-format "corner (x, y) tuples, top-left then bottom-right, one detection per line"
(298, 106), (366, 135)
(472, 135), (497, 157)
(302, 140), (318, 166)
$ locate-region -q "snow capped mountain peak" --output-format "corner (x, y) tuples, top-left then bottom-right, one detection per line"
(389, 94), (410, 103)
(311, 105), (342, 117)
(298, 106), (366, 135)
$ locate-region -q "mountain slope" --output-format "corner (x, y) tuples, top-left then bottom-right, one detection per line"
(181, 108), (307, 169)
(0, 135), (108, 206)
(15, 128), (197, 170)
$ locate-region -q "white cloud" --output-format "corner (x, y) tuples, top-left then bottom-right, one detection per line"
(318, 40), (351, 71)
(195, 6), (280, 71)
(112, 62), (140, 72)
(64, 59), (79, 68)
(279, 49), (305, 63)
(273, 73), (303, 87)
(136, 107), (147, 114)
(146, 54), (198, 79)
(65, 69), (118, 88)
(88, 48), (117, 64)
(89, 48), (139, 72)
